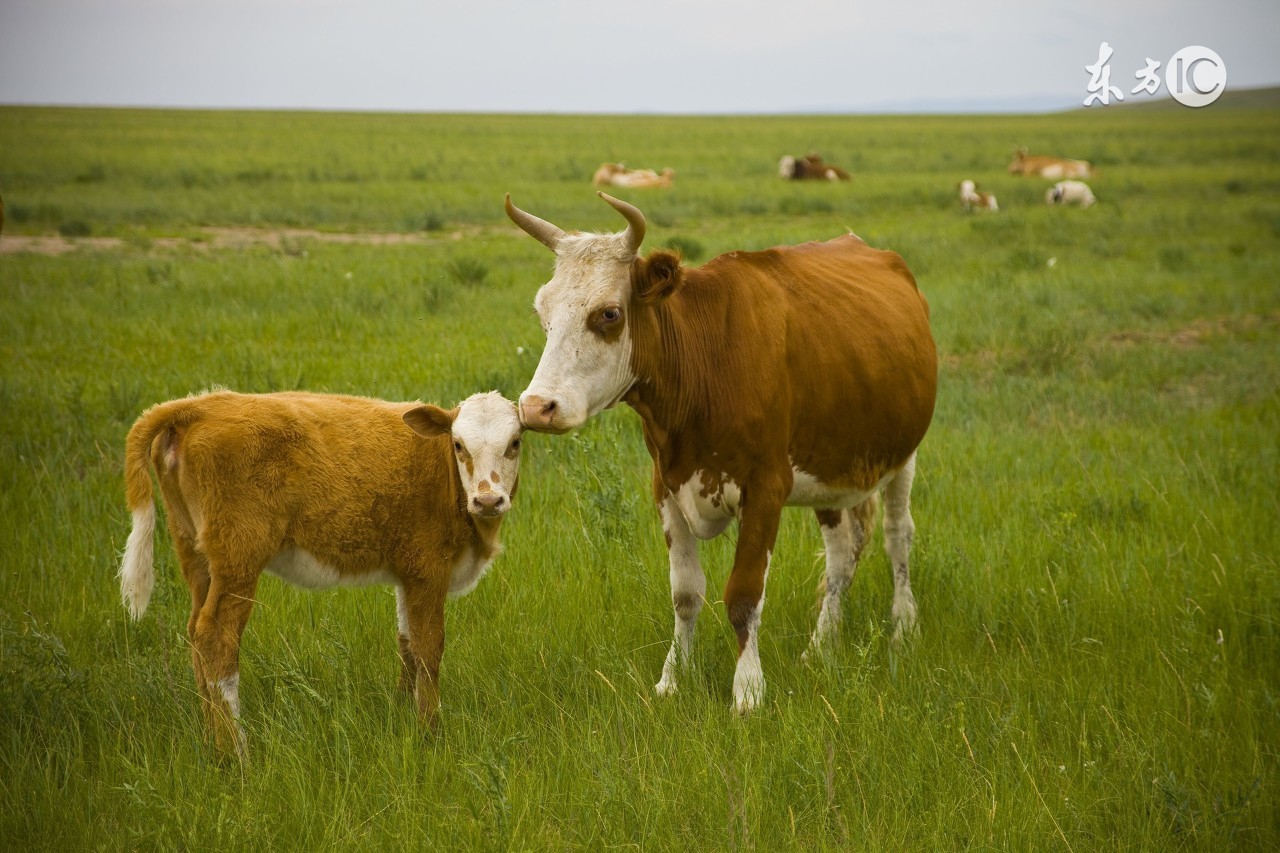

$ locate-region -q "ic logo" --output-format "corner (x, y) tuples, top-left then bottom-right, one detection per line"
(1165, 46), (1227, 108)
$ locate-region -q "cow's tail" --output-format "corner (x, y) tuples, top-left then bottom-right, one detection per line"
(120, 397), (197, 620)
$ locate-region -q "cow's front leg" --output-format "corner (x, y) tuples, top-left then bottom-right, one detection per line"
(655, 492), (705, 697)
(724, 481), (786, 714)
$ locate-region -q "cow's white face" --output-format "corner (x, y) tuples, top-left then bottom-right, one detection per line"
(522, 233), (638, 433)
(404, 391), (522, 518)
(506, 193), (649, 434)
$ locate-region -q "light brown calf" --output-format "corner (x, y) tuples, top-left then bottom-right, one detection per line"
(119, 389), (522, 759)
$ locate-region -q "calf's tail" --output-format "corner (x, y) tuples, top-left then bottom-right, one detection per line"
(119, 399), (192, 619)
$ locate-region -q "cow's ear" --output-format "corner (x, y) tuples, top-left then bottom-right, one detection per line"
(404, 404), (456, 438)
(632, 250), (684, 304)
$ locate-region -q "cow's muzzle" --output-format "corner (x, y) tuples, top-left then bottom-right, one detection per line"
(519, 395), (573, 434)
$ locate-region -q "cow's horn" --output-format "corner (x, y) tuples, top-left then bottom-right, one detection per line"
(598, 192), (646, 253)
(505, 194), (566, 252)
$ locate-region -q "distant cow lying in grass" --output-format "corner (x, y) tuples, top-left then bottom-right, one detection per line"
(1008, 147), (1092, 179)
(1045, 180), (1097, 207)
(592, 162), (676, 189)
(778, 152), (851, 181)
(119, 389), (523, 760)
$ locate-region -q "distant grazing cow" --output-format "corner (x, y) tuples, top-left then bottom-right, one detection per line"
(593, 162), (676, 189)
(506, 192), (936, 713)
(779, 152), (852, 181)
(1046, 180), (1097, 207)
(1008, 148), (1092, 179)
(958, 179), (998, 212)
(119, 389), (523, 759)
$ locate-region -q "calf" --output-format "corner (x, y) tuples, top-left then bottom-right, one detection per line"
(1045, 180), (1097, 207)
(119, 389), (523, 759)
(958, 179), (998, 211)
(1008, 148), (1092, 179)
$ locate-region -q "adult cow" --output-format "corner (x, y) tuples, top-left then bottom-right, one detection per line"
(506, 193), (936, 712)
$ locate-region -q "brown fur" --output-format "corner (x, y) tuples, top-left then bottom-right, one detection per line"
(624, 235), (936, 645)
(122, 390), (512, 758)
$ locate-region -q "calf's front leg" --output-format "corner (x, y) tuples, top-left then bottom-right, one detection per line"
(399, 579), (449, 731)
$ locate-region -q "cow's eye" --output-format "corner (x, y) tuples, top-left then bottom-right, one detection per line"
(602, 307), (622, 323)
(511, 438), (521, 452)
(453, 440), (463, 453)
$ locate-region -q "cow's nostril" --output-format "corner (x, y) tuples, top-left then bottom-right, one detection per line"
(540, 400), (557, 416)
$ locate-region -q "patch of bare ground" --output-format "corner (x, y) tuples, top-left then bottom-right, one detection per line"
(1106, 313), (1279, 348)
(0, 226), (487, 256)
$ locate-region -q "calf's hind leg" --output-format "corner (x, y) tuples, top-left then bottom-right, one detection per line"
(191, 568), (260, 762)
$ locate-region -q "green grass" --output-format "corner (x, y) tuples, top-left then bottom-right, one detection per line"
(1, 104), (1278, 850)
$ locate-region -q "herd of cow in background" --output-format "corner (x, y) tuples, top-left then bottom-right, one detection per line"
(591, 145), (1099, 211)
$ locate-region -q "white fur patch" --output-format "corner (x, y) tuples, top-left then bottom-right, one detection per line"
(265, 546), (394, 590)
(447, 546), (499, 597)
(217, 673), (241, 717)
(120, 505), (156, 620)
(788, 465), (889, 509)
(672, 470), (740, 540)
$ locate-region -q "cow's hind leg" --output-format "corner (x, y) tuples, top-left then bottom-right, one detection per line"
(655, 493), (706, 697)
(882, 454), (919, 645)
(804, 497), (876, 660)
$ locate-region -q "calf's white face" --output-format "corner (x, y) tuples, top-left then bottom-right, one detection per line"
(404, 391), (522, 518)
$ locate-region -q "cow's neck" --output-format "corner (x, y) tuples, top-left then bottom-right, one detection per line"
(624, 284), (716, 451)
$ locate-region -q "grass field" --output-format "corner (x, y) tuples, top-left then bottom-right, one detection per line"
(1, 102), (1278, 850)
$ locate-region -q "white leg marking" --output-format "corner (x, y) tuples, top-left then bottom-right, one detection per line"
(732, 554), (769, 714)
(217, 672), (242, 718)
(395, 585), (410, 641)
(656, 496), (705, 697)
(883, 454), (919, 644)
(120, 505), (156, 620)
(216, 671), (248, 758)
(805, 510), (864, 659)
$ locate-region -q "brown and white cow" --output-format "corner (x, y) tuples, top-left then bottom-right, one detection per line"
(779, 152), (852, 181)
(1008, 148), (1092, 179)
(506, 192), (936, 713)
(119, 389), (523, 758)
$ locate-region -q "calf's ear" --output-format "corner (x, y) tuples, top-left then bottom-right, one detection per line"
(404, 405), (457, 438)
(632, 250), (684, 304)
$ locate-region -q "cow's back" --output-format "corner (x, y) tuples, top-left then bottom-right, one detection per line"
(693, 236), (936, 487)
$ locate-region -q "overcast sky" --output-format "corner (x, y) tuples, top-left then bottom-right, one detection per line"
(1, 0), (1277, 113)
